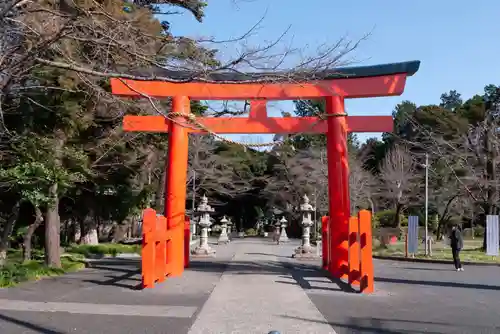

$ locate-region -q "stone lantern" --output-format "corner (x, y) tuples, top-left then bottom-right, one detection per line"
(218, 216), (230, 245)
(191, 195), (216, 257)
(277, 216), (289, 244)
(293, 194), (317, 258)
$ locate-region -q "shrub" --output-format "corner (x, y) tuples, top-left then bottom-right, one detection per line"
(372, 237), (382, 250)
(244, 228), (258, 236)
(463, 227), (485, 238)
(373, 210), (408, 228)
(66, 243), (141, 258)
(430, 214), (439, 233)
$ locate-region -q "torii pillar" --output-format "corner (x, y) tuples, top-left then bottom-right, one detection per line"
(110, 60), (420, 281)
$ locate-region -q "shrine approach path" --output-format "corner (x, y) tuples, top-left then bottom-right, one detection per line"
(0, 238), (500, 333)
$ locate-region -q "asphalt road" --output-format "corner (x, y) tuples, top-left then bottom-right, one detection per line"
(304, 258), (500, 333)
(0, 238), (499, 334)
(0, 240), (235, 334)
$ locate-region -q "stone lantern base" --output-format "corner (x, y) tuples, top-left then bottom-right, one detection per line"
(191, 235), (215, 257)
(191, 242), (216, 258)
(292, 244), (319, 260)
(217, 233), (230, 245)
(277, 233), (289, 243)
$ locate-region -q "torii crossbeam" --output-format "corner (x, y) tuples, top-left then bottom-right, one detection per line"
(111, 60), (420, 288)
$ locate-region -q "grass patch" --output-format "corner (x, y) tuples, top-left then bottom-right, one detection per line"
(0, 243), (139, 288)
(0, 257), (86, 288)
(373, 241), (500, 264)
(66, 243), (141, 258)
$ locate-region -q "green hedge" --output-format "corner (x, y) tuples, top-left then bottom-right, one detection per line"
(66, 243), (141, 258)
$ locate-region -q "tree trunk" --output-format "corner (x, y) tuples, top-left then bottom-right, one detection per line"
(154, 164), (167, 214)
(436, 221), (444, 240)
(471, 212), (475, 239)
(111, 222), (130, 243)
(393, 203), (403, 229)
(73, 219), (81, 243)
(367, 197), (375, 216)
(0, 248), (6, 268)
(436, 195), (459, 240)
(482, 216), (487, 251)
(45, 183), (61, 268)
(0, 200), (22, 266)
(23, 206), (44, 262)
(80, 212), (98, 245)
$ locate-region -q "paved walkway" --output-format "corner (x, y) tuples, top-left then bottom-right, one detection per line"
(1, 238), (500, 333)
(187, 241), (334, 334)
(0, 238), (334, 334)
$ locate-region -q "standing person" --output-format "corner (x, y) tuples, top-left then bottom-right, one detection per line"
(450, 224), (464, 271)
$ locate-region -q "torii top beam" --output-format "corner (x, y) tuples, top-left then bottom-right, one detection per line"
(110, 61), (420, 134)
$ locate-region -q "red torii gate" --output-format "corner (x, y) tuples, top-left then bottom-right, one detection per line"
(110, 60), (420, 290)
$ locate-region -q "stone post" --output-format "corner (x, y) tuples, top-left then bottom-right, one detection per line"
(226, 217), (233, 242)
(191, 217), (197, 236)
(293, 194), (318, 259)
(191, 195), (216, 257)
(273, 220), (280, 242)
(218, 216), (230, 245)
(278, 216), (289, 244)
(189, 216), (197, 245)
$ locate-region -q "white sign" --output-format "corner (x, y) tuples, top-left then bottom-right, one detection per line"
(486, 215), (499, 256)
(407, 216), (419, 254)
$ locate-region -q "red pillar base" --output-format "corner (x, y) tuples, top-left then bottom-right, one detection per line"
(165, 96), (190, 278)
(184, 216), (191, 268)
(321, 216), (330, 270)
(325, 95), (349, 279)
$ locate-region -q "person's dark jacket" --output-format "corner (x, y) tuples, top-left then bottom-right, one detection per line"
(450, 228), (464, 250)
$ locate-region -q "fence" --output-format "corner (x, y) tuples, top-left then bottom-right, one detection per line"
(141, 208), (190, 288)
(321, 210), (374, 294)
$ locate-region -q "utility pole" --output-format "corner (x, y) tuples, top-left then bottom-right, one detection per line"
(424, 153), (429, 256)
(191, 170), (196, 243)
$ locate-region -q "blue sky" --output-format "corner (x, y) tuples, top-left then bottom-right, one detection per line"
(164, 0), (500, 144)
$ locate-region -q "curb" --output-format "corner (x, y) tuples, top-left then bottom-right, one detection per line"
(374, 255), (500, 267)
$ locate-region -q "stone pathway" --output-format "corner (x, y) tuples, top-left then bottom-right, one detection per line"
(187, 240), (335, 334)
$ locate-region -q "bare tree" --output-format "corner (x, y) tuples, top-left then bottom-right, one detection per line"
(265, 144), (376, 219)
(379, 144), (418, 228)
(404, 94), (500, 246)
(1, 0), (367, 267)
(349, 153), (372, 214)
(425, 156), (469, 238)
(264, 146), (317, 213)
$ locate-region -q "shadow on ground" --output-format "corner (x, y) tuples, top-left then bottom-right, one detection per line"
(278, 314), (500, 334)
(82, 250), (500, 294)
(398, 266), (453, 271)
(0, 313), (64, 334)
(82, 253), (358, 293)
(374, 276), (500, 291)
